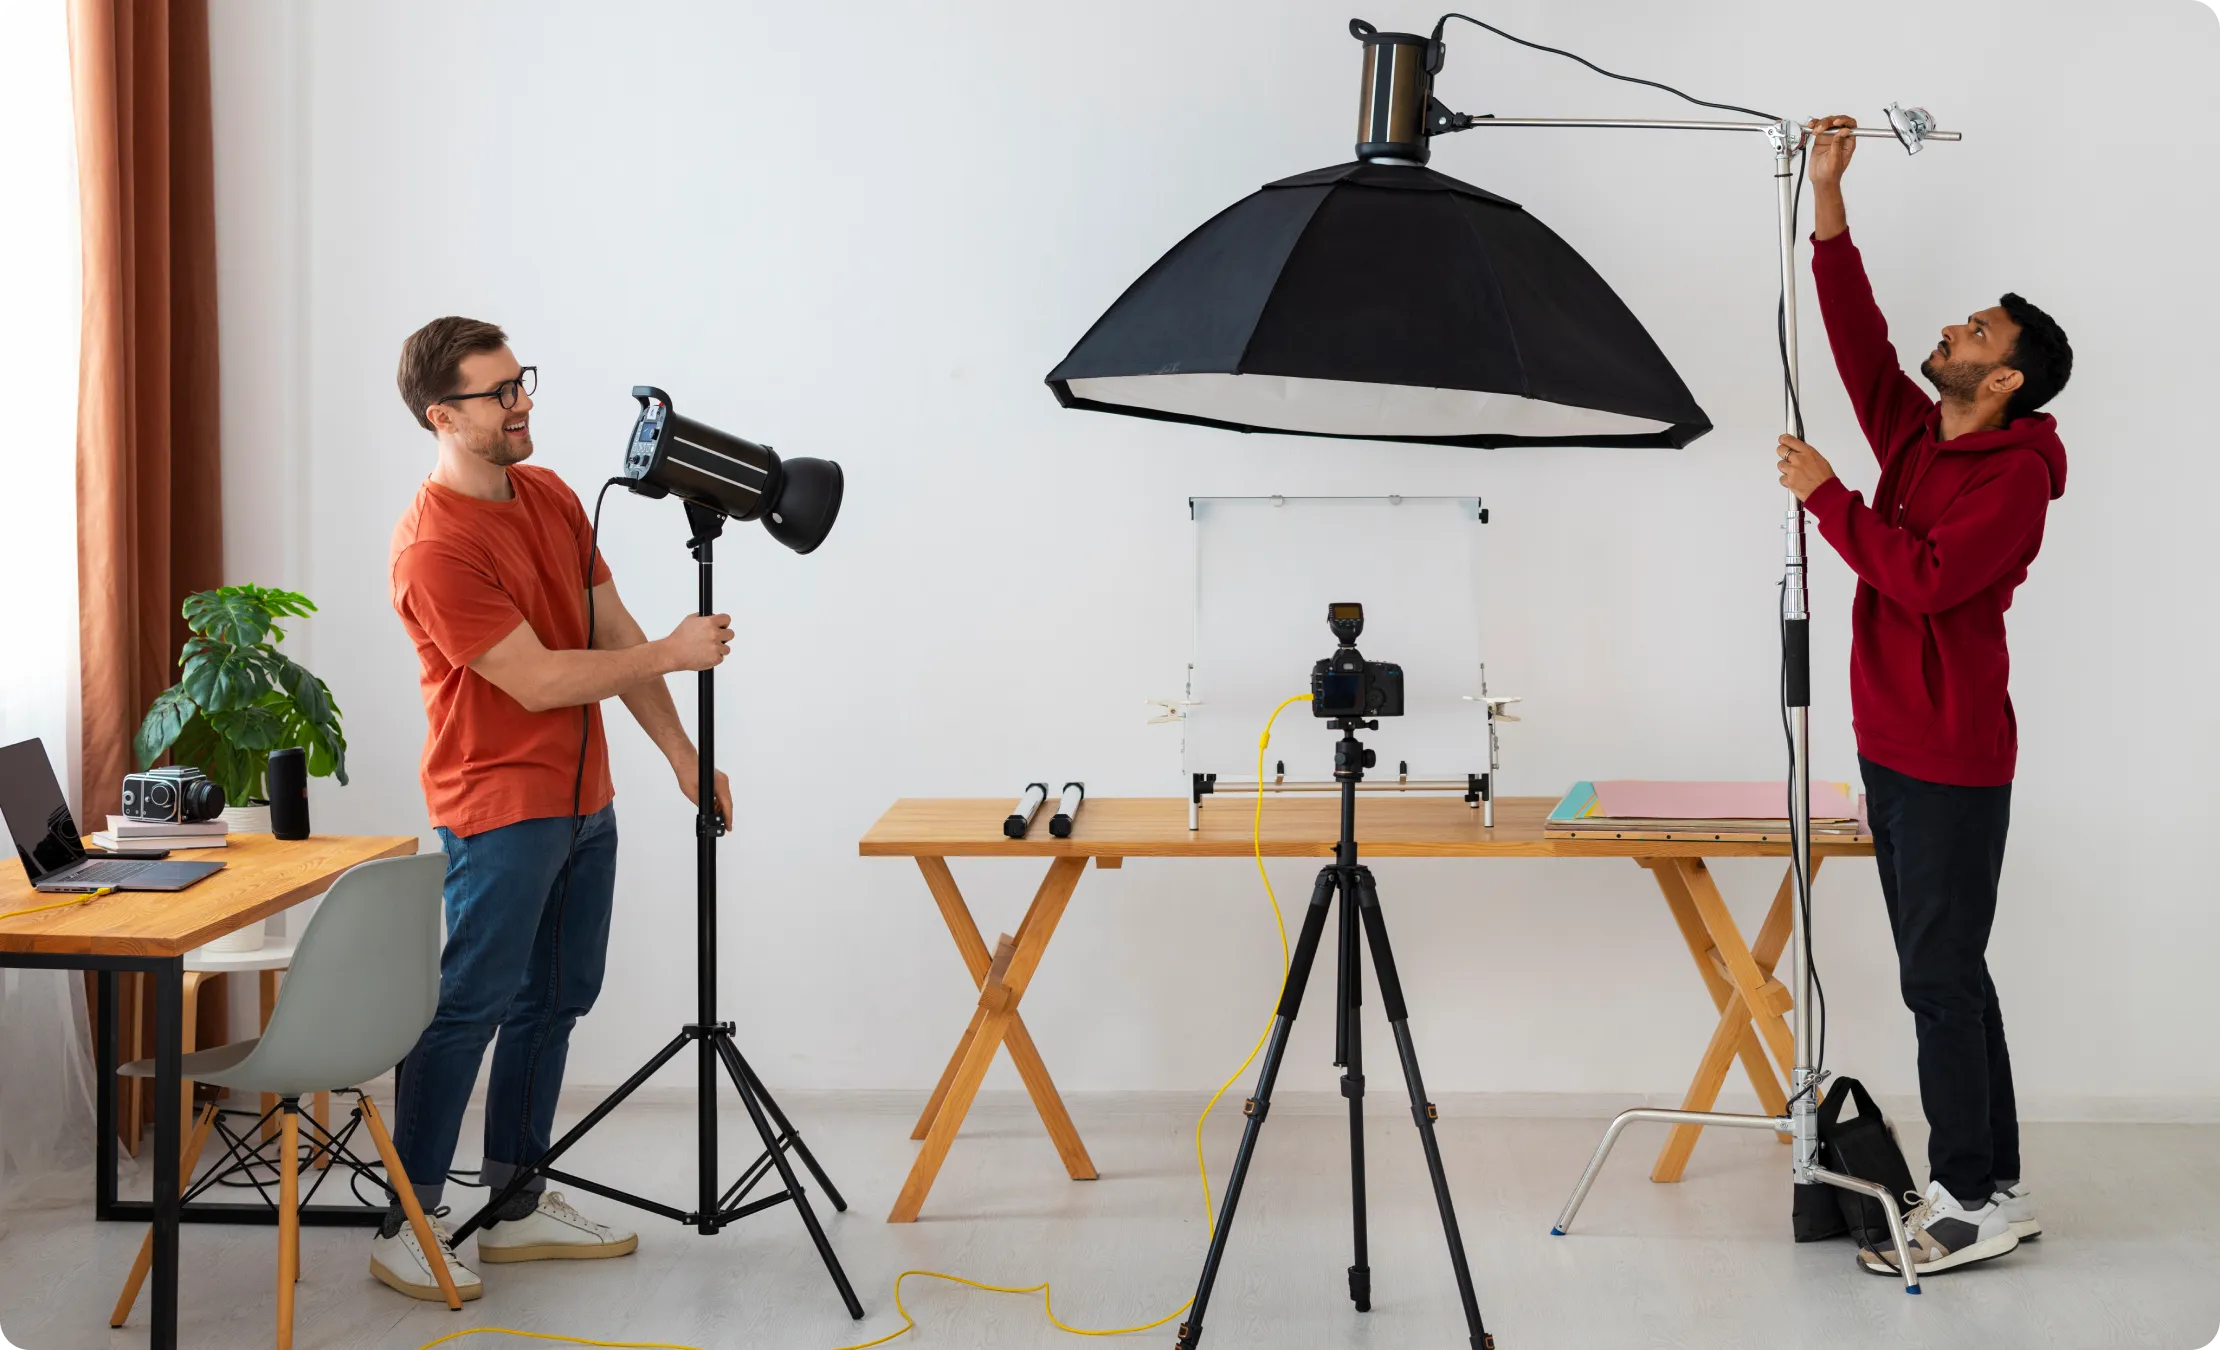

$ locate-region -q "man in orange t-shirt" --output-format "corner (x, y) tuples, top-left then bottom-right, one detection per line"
(377, 317), (734, 1301)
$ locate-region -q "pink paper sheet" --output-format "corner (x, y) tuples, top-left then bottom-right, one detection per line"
(1592, 780), (1858, 821)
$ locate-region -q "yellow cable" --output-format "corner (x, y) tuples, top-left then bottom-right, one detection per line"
(416, 696), (1315, 1350)
(0, 886), (114, 923)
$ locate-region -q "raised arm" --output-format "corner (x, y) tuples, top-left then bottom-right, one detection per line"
(1806, 115), (1934, 464)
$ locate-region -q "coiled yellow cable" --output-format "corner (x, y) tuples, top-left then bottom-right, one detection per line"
(422, 694), (1313, 1350)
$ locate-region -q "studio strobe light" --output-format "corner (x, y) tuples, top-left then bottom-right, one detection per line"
(623, 386), (843, 553)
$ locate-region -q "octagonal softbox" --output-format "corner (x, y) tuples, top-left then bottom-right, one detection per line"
(1047, 161), (1711, 448)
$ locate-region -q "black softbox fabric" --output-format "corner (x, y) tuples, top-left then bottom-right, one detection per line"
(1046, 161), (1711, 449)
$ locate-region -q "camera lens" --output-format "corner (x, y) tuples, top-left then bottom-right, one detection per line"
(179, 778), (227, 823)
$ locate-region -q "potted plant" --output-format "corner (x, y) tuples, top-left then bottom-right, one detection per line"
(135, 584), (350, 834)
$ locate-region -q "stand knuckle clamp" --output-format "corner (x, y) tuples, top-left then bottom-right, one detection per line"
(1241, 1097), (1268, 1120)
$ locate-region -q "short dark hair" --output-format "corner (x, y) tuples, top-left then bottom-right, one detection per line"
(1997, 293), (2071, 423)
(397, 316), (508, 431)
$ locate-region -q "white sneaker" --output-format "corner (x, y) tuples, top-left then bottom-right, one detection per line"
(1992, 1182), (2041, 1240)
(474, 1191), (639, 1264)
(370, 1214), (483, 1302)
(1858, 1180), (2019, 1276)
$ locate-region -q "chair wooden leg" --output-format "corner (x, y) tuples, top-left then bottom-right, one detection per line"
(110, 1103), (217, 1327)
(358, 1096), (463, 1311)
(277, 1106), (300, 1350)
(311, 1091), (332, 1170)
(261, 971), (282, 1143)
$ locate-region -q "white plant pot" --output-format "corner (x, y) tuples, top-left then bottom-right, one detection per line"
(220, 802), (271, 834)
(203, 918), (266, 953)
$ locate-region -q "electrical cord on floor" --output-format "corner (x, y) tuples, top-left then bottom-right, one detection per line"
(414, 695), (1315, 1350)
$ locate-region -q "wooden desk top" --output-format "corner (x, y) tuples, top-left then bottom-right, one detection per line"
(0, 834), (418, 958)
(861, 797), (1874, 861)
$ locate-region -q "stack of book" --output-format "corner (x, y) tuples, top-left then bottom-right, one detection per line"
(1546, 780), (1869, 842)
(91, 815), (231, 851)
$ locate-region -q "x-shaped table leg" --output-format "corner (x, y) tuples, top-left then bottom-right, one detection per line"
(891, 856), (1095, 1222)
(1645, 855), (1816, 1182)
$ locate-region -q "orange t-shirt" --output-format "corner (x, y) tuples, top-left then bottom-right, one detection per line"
(390, 464), (615, 837)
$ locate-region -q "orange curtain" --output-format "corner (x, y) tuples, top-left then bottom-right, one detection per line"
(69, 0), (223, 827)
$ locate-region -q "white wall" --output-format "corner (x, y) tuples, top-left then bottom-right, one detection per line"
(208, 0), (2220, 1116)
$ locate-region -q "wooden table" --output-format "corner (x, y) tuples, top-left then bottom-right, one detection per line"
(1, 833), (417, 1350)
(860, 796), (1872, 1223)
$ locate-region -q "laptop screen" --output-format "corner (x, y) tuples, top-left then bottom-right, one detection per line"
(0, 739), (88, 881)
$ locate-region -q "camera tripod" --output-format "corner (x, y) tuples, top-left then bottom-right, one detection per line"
(450, 502), (862, 1321)
(1176, 716), (1493, 1350)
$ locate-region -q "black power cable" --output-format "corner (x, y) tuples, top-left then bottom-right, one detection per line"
(502, 475), (627, 1192)
(1432, 12), (1780, 122)
(1774, 148), (1829, 1105)
(1433, 10), (1829, 1100)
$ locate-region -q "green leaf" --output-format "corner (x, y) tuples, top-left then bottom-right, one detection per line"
(273, 657), (334, 726)
(209, 705), (290, 752)
(182, 587), (275, 647)
(272, 658), (346, 785)
(260, 588), (317, 618)
(181, 644), (277, 713)
(170, 714), (254, 806)
(135, 687), (198, 769)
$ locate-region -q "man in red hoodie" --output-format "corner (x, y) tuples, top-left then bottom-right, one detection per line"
(1776, 114), (2072, 1279)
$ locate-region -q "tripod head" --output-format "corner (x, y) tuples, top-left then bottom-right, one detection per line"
(1330, 718), (1379, 783)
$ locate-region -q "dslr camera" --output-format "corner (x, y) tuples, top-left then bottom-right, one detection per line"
(121, 766), (227, 824)
(1310, 602), (1404, 719)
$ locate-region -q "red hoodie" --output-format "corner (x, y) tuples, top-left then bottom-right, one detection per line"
(1805, 231), (2067, 788)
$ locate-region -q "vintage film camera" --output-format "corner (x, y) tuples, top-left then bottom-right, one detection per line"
(1310, 602), (1404, 719)
(121, 766), (227, 824)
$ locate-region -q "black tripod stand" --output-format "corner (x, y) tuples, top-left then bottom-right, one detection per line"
(452, 502), (862, 1321)
(1175, 717), (1492, 1350)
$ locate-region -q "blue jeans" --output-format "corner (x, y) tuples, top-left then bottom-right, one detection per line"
(393, 805), (617, 1210)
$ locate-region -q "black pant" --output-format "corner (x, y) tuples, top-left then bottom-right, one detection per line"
(1860, 755), (2020, 1204)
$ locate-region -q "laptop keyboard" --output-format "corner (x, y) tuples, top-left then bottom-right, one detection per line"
(60, 859), (154, 886)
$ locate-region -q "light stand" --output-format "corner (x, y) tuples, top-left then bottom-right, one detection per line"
(451, 500), (863, 1321)
(1175, 714), (1492, 1350)
(1524, 115), (1940, 1292)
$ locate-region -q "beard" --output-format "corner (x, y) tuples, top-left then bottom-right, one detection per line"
(462, 420), (533, 466)
(1919, 351), (1996, 402)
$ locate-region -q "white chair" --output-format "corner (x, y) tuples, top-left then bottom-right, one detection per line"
(181, 937), (333, 1162)
(110, 853), (463, 1348)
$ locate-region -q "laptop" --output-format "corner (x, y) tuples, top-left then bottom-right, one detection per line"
(1, 739), (226, 893)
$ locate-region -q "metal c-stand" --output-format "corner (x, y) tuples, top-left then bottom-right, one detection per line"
(1175, 716), (1493, 1350)
(451, 501), (863, 1321)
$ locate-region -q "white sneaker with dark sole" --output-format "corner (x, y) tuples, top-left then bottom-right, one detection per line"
(1992, 1182), (2041, 1240)
(475, 1191), (639, 1263)
(369, 1215), (483, 1302)
(1858, 1180), (2020, 1277)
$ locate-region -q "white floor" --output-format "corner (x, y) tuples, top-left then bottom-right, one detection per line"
(2, 1094), (2215, 1350)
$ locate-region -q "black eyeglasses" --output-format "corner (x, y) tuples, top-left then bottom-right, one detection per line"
(440, 366), (537, 411)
